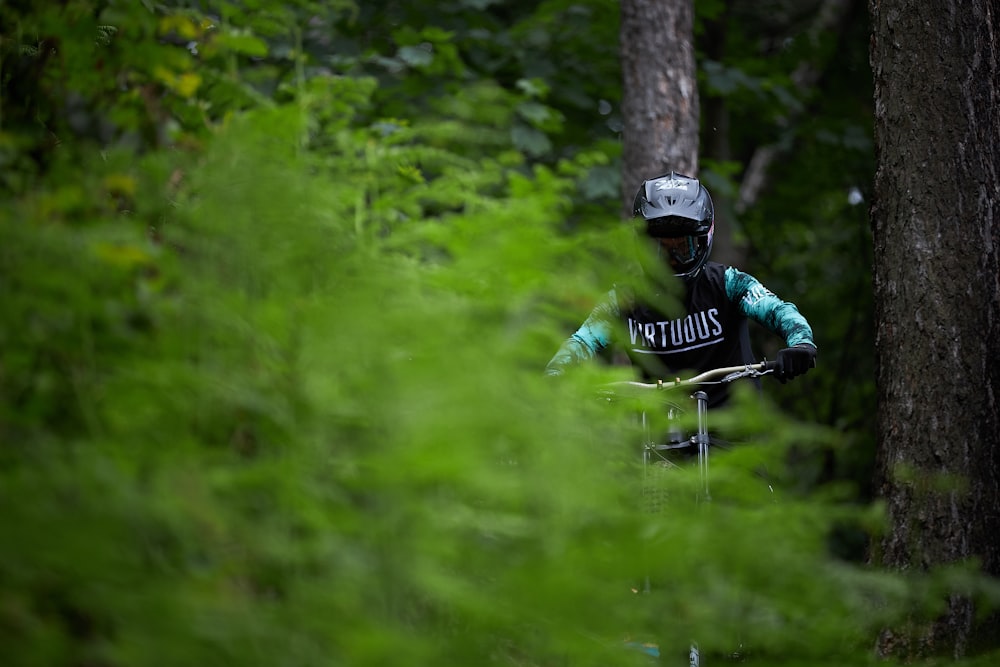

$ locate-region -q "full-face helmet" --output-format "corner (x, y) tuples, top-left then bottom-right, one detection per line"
(632, 172), (715, 280)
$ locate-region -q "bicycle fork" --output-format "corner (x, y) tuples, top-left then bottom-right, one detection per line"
(693, 390), (710, 503)
(690, 390), (710, 667)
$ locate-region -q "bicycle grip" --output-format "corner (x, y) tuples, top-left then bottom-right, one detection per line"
(763, 353), (817, 375)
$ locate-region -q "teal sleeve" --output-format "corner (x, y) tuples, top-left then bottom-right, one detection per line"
(724, 267), (816, 349)
(545, 289), (622, 375)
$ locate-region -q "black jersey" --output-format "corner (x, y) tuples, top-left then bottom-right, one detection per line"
(546, 262), (816, 405)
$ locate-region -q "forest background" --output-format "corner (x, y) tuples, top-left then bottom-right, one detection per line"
(2, 1), (997, 666)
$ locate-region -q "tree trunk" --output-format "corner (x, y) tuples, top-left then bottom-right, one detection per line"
(869, 0), (1000, 658)
(619, 0), (699, 214)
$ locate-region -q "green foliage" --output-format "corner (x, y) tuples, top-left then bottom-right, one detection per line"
(3, 1), (997, 665)
(0, 101), (933, 667)
(694, 1), (879, 517)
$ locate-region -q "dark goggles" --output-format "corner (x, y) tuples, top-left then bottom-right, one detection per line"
(644, 215), (704, 238)
(653, 235), (698, 267)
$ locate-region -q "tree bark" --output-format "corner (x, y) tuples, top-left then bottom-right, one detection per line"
(619, 0), (699, 215)
(869, 0), (1000, 658)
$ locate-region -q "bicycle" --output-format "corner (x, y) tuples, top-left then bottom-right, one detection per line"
(600, 360), (781, 667)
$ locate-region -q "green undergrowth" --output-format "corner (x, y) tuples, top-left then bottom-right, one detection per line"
(2, 9), (997, 660)
(0, 103), (942, 667)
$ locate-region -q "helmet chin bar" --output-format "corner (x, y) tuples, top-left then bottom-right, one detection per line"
(671, 259), (703, 280)
(657, 244), (694, 274)
(654, 236), (705, 278)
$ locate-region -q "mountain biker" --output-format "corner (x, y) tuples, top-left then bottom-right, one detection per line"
(545, 171), (817, 407)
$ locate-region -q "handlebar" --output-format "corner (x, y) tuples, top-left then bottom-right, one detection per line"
(600, 360), (779, 396)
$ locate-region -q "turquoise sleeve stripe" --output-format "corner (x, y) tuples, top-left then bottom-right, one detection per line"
(724, 267), (816, 348)
(545, 289), (621, 374)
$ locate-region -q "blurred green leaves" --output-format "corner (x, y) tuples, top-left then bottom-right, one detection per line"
(3, 2), (995, 666)
(0, 93), (934, 662)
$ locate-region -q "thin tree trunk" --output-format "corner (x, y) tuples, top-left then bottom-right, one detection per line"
(869, 0), (1000, 658)
(619, 0), (699, 215)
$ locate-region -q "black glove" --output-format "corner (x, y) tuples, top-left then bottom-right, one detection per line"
(775, 345), (817, 382)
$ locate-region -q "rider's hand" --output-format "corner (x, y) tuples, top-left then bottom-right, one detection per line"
(775, 345), (817, 383)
